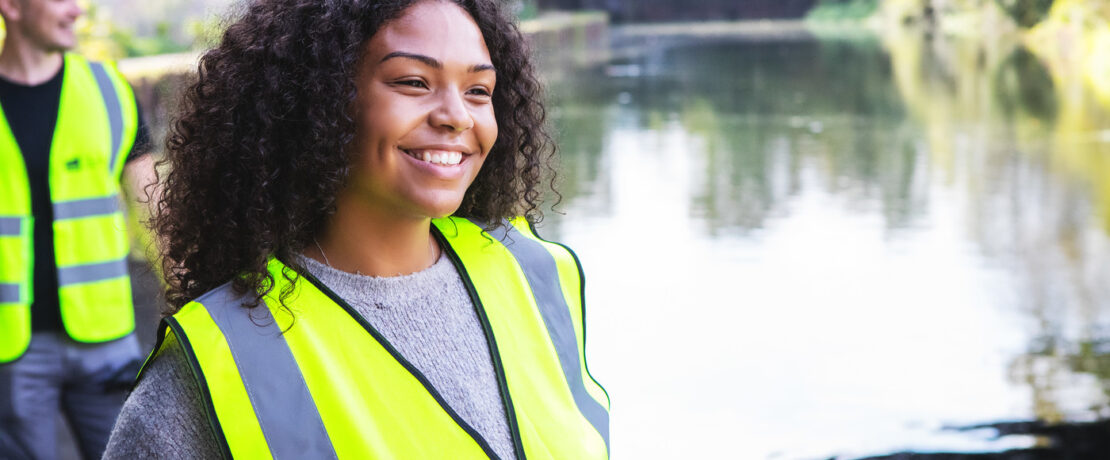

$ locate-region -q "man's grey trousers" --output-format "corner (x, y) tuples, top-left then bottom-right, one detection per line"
(0, 332), (142, 460)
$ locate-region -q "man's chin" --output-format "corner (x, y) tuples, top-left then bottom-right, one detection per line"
(47, 33), (77, 52)
(44, 44), (73, 53)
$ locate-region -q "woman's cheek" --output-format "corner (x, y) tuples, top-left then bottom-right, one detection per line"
(478, 109), (499, 153)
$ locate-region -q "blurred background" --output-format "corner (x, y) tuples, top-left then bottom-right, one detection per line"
(5, 0), (1110, 458)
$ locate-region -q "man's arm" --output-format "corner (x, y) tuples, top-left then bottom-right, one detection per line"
(120, 96), (163, 275)
(121, 92), (157, 207)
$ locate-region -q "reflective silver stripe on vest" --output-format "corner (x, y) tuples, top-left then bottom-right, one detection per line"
(197, 283), (337, 460)
(88, 62), (124, 172)
(57, 258), (128, 286)
(0, 217), (21, 236)
(53, 195), (120, 220)
(478, 219), (611, 451)
(0, 283), (20, 303)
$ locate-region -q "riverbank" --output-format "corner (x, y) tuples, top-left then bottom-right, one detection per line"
(617, 19), (813, 39)
(863, 0), (1110, 106)
(118, 11), (609, 140)
(118, 11), (609, 80)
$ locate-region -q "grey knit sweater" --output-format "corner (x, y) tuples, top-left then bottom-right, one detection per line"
(103, 253), (516, 459)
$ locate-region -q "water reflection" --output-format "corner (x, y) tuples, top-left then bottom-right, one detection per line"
(550, 36), (926, 235)
(884, 30), (1110, 428)
(540, 25), (1110, 458)
(994, 47), (1058, 124)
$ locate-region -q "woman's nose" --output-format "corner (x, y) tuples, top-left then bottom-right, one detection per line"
(429, 89), (474, 133)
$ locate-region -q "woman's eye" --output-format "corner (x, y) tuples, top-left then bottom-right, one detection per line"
(396, 80), (428, 89)
(468, 87), (492, 97)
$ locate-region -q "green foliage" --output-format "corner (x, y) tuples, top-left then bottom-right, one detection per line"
(807, 0), (880, 21)
(111, 21), (191, 58)
(186, 16), (227, 51)
(504, 0), (538, 20)
(994, 0), (1055, 27)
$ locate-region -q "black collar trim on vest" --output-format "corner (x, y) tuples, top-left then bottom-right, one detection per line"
(161, 317), (235, 460)
(432, 223), (528, 460)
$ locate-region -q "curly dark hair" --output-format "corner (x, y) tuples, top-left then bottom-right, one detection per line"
(154, 0), (555, 311)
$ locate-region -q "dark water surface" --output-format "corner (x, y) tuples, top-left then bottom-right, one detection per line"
(535, 25), (1110, 459)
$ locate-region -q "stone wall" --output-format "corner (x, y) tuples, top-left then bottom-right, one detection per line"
(540, 0), (819, 22)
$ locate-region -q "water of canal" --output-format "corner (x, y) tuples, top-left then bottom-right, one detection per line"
(535, 24), (1110, 459)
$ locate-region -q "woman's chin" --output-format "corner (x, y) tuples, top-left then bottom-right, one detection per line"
(409, 196), (467, 220)
(425, 202), (466, 220)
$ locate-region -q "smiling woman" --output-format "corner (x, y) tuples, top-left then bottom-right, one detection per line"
(331, 5), (501, 273)
(100, 0), (609, 459)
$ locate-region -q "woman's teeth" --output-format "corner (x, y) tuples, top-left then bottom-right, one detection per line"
(406, 149), (462, 166)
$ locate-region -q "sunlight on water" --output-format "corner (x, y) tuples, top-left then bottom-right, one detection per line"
(535, 28), (1110, 459)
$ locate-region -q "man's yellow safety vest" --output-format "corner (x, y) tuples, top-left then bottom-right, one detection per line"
(147, 217), (610, 459)
(0, 53), (139, 363)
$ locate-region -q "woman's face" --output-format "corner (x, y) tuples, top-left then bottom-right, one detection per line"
(346, 0), (497, 221)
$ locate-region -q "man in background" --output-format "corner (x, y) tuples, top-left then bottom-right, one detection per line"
(0, 0), (158, 458)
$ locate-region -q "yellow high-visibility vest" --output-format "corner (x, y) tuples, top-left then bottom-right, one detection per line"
(0, 53), (139, 363)
(148, 217), (609, 459)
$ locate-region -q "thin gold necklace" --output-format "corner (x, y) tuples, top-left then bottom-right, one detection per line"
(313, 238), (332, 267)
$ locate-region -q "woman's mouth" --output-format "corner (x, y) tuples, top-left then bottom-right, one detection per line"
(403, 149), (464, 166)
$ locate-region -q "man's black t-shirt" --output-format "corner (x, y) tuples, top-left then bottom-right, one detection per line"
(0, 61), (151, 332)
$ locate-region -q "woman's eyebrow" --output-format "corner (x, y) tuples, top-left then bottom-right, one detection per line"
(470, 63), (496, 73)
(381, 51), (495, 73)
(381, 51), (441, 68)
